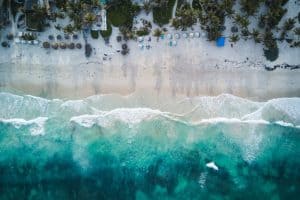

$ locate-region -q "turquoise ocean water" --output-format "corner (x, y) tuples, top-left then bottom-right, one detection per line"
(0, 92), (299, 199)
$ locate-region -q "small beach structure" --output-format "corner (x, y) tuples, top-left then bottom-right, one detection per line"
(138, 44), (144, 50)
(216, 37), (225, 47)
(138, 37), (144, 42)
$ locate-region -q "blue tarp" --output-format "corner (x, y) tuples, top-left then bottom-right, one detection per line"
(216, 37), (225, 47)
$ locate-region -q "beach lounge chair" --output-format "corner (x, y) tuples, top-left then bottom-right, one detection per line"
(14, 38), (20, 44)
(173, 40), (177, 46)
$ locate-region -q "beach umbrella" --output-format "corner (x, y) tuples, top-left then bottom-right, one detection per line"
(122, 43), (128, 50)
(56, 35), (62, 40)
(43, 42), (50, 49)
(68, 43), (75, 49)
(1, 41), (9, 47)
(195, 32), (200, 38)
(117, 36), (122, 42)
(76, 43), (82, 49)
(175, 33), (180, 39)
(231, 26), (238, 33)
(64, 34), (70, 40)
(73, 34), (78, 40)
(60, 42), (67, 49)
(51, 43), (58, 49)
(7, 33), (14, 40)
(183, 33), (188, 38)
(48, 35), (54, 40)
(189, 33), (194, 38)
(201, 32), (206, 37)
(85, 43), (92, 57)
(121, 49), (129, 55)
(18, 32), (23, 37)
(167, 33), (172, 39)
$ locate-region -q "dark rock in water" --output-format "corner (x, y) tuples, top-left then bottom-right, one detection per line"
(85, 44), (92, 57)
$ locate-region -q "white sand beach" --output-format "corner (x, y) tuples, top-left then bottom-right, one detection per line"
(0, 1), (299, 101)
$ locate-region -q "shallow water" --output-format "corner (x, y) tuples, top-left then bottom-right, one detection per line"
(0, 92), (300, 199)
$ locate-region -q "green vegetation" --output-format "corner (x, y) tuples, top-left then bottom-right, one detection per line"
(136, 27), (150, 36)
(153, 0), (176, 26)
(91, 30), (99, 39)
(100, 22), (112, 38)
(240, 0), (263, 16)
(172, 3), (198, 30)
(107, 0), (140, 27)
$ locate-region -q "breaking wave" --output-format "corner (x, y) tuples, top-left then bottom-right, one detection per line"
(0, 92), (300, 199)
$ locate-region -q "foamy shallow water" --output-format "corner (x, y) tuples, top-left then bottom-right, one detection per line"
(0, 92), (300, 199)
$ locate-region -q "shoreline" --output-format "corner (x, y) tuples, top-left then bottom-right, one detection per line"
(1, 61), (299, 101)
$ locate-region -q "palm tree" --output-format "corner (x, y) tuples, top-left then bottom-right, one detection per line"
(64, 24), (75, 34)
(153, 28), (162, 41)
(283, 18), (296, 31)
(230, 34), (240, 43)
(84, 12), (96, 26)
(234, 14), (250, 29)
(294, 27), (300, 39)
(251, 29), (261, 43)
